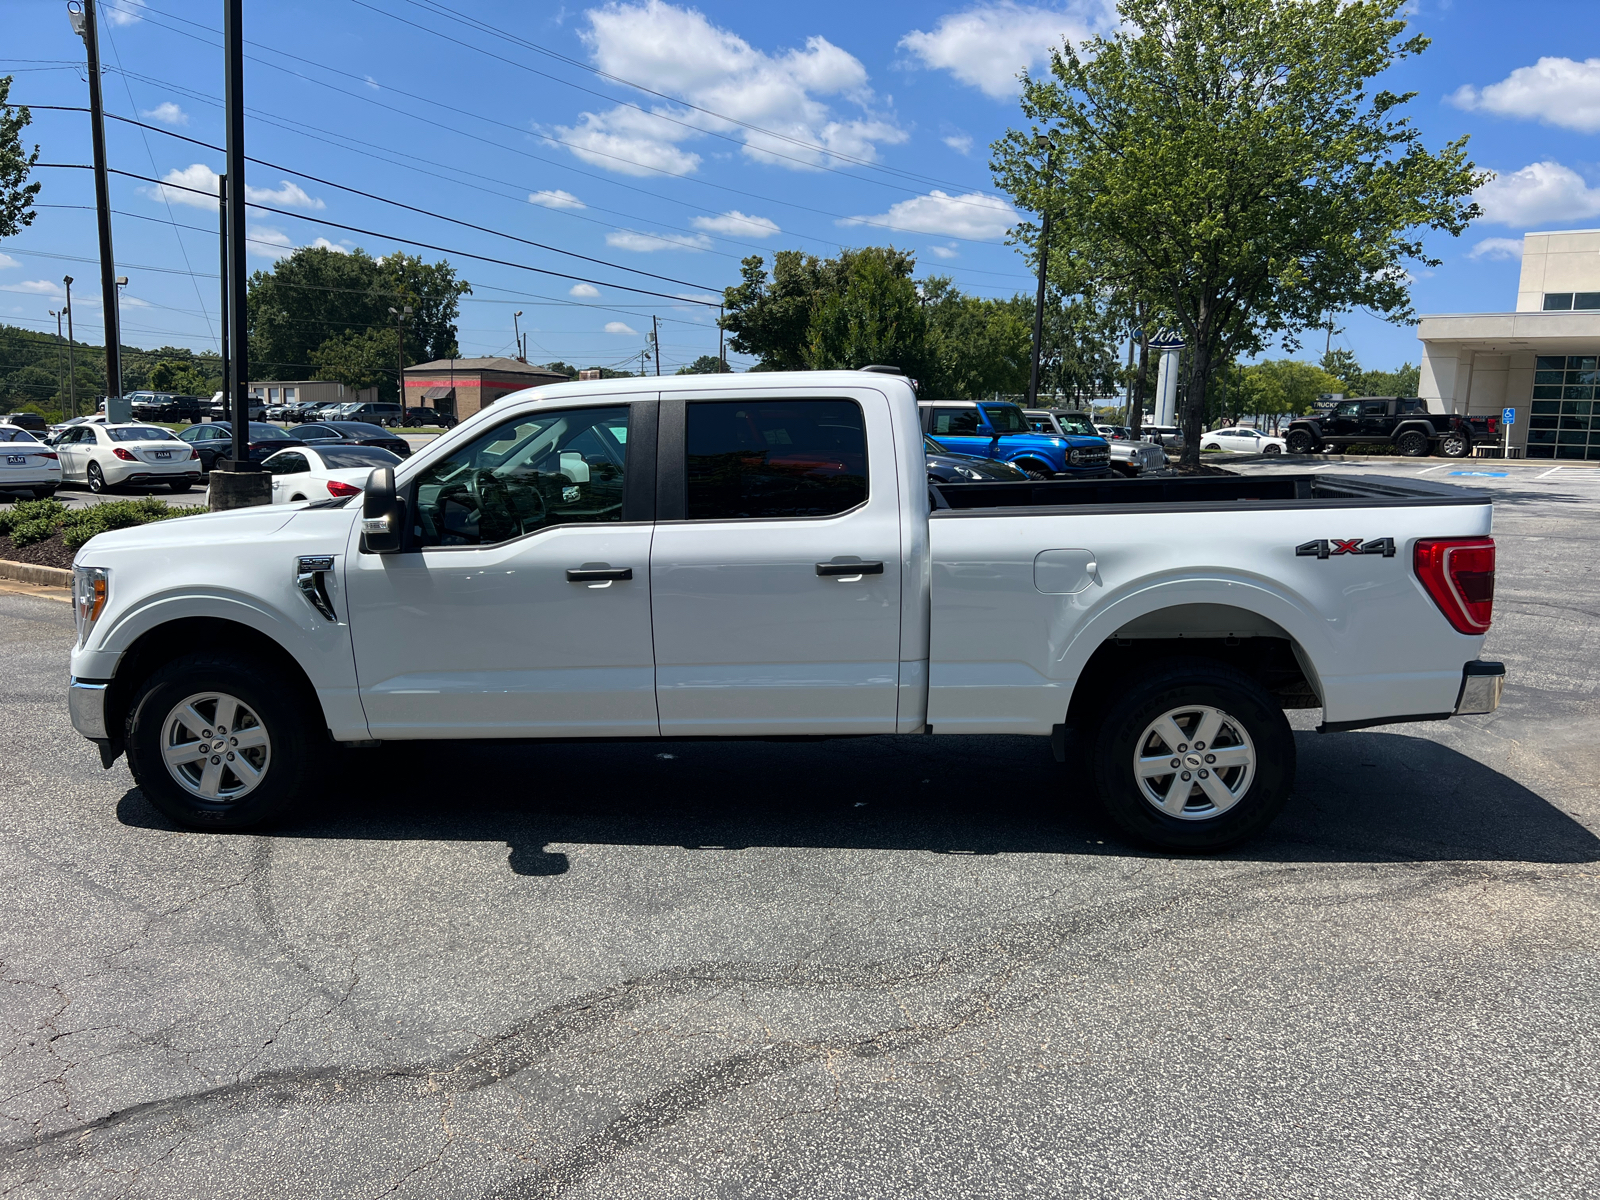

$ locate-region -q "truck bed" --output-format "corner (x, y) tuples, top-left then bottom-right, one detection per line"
(929, 472), (1486, 515)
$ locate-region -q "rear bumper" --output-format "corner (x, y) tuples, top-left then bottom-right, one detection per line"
(1317, 660), (1505, 733)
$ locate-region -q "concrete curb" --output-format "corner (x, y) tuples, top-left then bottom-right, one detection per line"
(0, 558), (73, 588)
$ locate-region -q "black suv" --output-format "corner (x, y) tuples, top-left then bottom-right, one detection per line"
(1285, 397), (1498, 458)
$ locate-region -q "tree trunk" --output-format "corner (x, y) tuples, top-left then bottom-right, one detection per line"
(1128, 324), (1149, 441)
(1179, 337), (1212, 469)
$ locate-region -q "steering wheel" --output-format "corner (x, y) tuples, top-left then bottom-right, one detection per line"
(467, 467), (543, 541)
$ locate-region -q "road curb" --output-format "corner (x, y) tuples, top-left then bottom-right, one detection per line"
(0, 558), (72, 588)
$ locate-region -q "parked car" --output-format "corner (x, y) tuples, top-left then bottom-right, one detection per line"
(402, 408), (457, 429)
(1285, 397), (1497, 458)
(263, 443), (402, 503)
(1202, 427), (1286, 455)
(331, 402), (404, 427)
(1026, 410), (1166, 478)
(924, 435), (1028, 483)
(0, 426), (62, 498)
(0, 412), (50, 434)
(207, 391), (267, 422)
(177, 421), (305, 472)
(66, 369), (1505, 852)
(919, 400), (1110, 478)
(53, 423), (200, 493)
(292, 421), (411, 458)
(1143, 425), (1186, 451)
(46, 414), (111, 440)
(1096, 424), (1133, 440)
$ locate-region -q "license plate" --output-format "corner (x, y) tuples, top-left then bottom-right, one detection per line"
(5, 455), (22, 465)
(154, 450), (171, 460)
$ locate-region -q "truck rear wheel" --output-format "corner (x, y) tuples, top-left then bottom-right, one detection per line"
(1395, 430), (1429, 457)
(1439, 432), (1470, 458)
(1285, 429), (1319, 455)
(125, 653), (324, 830)
(1089, 660), (1295, 851)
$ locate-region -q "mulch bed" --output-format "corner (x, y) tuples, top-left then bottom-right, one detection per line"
(0, 532), (75, 571)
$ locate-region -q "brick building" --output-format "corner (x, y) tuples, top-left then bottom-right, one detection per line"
(402, 358), (569, 420)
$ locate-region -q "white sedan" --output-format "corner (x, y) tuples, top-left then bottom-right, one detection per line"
(263, 442), (401, 503)
(0, 427), (62, 499)
(1201, 427), (1286, 455)
(54, 423), (201, 493)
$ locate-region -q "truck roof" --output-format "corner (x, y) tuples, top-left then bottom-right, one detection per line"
(504, 369), (919, 406)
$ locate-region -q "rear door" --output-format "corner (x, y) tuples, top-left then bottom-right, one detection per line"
(649, 389), (904, 735)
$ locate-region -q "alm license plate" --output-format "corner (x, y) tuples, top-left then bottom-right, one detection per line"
(5, 455), (24, 465)
(154, 450), (171, 459)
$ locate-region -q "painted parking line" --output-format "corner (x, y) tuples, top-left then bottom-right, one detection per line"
(1536, 467), (1565, 480)
(1418, 465), (1448, 474)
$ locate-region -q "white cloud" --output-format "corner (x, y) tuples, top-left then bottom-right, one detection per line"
(530, 189), (586, 209)
(306, 237), (351, 254)
(141, 164), (325, 212)
(569, 283), (601, 297)
(555, 0), (905, 177)
(604, 321), (639, 335)
(0, 252), (18, 270)
(927, 243), (960, 259)
(1474, 162), (1600, 227)
(140, 102), (188, 126)
(605, 229), (713, 252)
(689, 210), (780, 238)
(900, 2), (1115, 99)
(0, 280), (67, 300)
(1450, 57), (1600, 135)
(840, 189), (1018, 240)
(364, 75), (381, 90)
(942, 132), (974, 154)
(1468, 237), (1524, 262)
(246, 227), (350, 260)
(103, 0), (145, 26)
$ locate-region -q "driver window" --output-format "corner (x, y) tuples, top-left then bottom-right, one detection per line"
(410, 405), (630, 548)
(1333, 401), (1361, 418)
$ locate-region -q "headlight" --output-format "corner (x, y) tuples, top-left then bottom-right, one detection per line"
(956, 465), (983, 479)
(73, 566), (110, 647)
(1068, 448), (1082, 465)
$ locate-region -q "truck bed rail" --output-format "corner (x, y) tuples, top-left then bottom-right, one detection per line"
(929, 473), (1488, 515)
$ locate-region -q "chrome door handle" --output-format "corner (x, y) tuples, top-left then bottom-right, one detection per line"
(816, 561), (883, 577)
(566, 567), (632, 582)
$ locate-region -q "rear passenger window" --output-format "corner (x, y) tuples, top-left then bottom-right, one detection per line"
(685, 399), (867, 520)
(929, 407), (980, 435)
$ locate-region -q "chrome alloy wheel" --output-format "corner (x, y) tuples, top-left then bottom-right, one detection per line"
(159, 691), (272, 802)
(1133, 704), (1255, 821)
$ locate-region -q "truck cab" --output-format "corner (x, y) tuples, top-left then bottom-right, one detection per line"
(919, 400), (1110, 478)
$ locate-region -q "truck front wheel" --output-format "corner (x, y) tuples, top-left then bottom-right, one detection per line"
(1090, 661), (1295, 851)
(1285, 429), (1319, 454)
(1395, 430), (1429, 457)
(125, 653), (325, 830)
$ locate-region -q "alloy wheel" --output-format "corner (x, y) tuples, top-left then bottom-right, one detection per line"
(1132, 704), (1256, 820)
(159, 691), (272, 802)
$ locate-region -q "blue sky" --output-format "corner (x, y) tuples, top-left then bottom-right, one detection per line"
(2, 0), (1598, 376)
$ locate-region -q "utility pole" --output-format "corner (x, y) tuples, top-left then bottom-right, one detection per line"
(63, 277), (77, 418)
(50, 309), (64, 409)
(718, 305), (726, 371)
(225, 0), (250, 469)
(513, 310), (524, 361)
(652, 314), (661, 376)
(68, 0), (122, 403)
(389, 304), (412, 419)
(1027, 134), (1054, 409)
(217, 172), (229, 422)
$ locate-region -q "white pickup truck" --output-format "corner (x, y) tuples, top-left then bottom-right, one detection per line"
(66, 370), (1505, 850)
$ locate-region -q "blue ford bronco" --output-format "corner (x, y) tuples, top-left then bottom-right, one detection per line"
(918, 400), (1111, 479)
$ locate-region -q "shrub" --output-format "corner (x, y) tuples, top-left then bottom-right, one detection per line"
(0, 498), (67, 538)
(1, 495), (206, 551)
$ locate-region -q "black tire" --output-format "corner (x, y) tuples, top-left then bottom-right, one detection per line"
(125, 652), (326, 830)
(1263, 444), (1281, 456)
(31, 486), (57, 499)
(1089, 659), (1295, 851)
(87, 461), (108, 494)
(1439, 432), (1470, 458)
(1395, 430), (1429, 457)
(169, 480), (191, 493)
(1285, 429), (1319, 455)
(1016, 461), (1052, 480)
(1202, 442), (1220, 451)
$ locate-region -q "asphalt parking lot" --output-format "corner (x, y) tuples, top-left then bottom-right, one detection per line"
(3, 457), (1598, 1198)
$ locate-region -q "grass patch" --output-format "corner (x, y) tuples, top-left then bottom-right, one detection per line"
(0, 496), (207, 551)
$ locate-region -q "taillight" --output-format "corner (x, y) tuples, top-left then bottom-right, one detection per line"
(112, 447), (137, 461)
(41, 451), (58, 460)
(1414, 538), (1494, 633)
(326, 479), (361, 497)
(189, 448), (200, 459)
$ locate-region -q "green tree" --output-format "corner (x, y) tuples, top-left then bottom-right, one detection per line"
(310, 326), (401, 403)
(1238, 359), (1346, 431)
(922, 280), (1031, 399)
(721, 251), (831, 371)
(147, 358), (214, 395)
(803, 247), (933, 379)
(994, 0), (1483, 467)
(0, 76), (39, 239)
(676, 354), (731, 375)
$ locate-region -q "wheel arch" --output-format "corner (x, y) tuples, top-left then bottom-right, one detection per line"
(1393, 420), (1439, 440)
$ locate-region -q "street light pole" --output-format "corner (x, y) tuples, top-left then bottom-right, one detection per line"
(652, 314), (661, 376)
(217, 172), (229, 423)
(389, 305), (412, 420)
(50, 309), (64, 409)
(224, 0), (250, 472)
(1027, 133), (1054, 409)
(63, 276), (77, 419)
(513, 310), (523, 361)
(70, 0), (123, 403)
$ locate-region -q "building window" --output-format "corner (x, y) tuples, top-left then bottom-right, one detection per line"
(1528, 358), (1600, 458)
(1577, 293), (1600, 310)
(1544, 293), (1574, 311)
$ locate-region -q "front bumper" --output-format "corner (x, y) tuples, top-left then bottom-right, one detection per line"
(69, 677), (110, 739)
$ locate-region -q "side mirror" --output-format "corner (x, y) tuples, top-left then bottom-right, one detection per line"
(361, 466), (404, 553)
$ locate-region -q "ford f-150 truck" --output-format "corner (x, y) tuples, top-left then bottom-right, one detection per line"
(66, 371), (1505, 850)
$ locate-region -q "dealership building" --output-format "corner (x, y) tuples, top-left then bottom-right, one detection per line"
(1418, 228), (1600, 459)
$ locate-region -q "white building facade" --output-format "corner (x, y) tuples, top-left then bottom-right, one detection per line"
(1418, 229), (1600, 459)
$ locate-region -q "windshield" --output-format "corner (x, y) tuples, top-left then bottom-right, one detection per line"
(108, 426), (177, 442)
(318, 445), (401, 468)
(923, 435), (949, 455)
(0, 428), (39, 443)
(249, 423), (293, 439)
(1052, 412), (1097, 437)
(979, 404), (1030, 434)
(326, 422), (389, 437)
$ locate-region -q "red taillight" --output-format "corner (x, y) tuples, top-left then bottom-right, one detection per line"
(112, 447), (137, 461)
(40, 451), (58, 460)
(189, 448), (200, 460)
(1414, 538), (1495, 633)
(325, 479), (361, 497)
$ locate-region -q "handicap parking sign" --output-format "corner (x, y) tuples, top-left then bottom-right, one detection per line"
(1502, 407), (1516, 426)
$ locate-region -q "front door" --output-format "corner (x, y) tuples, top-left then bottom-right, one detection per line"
(345, 400), (659, 738)
(649, 391), (904, 736)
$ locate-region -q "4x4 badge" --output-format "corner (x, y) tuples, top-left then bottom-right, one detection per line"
(1296, 537), (1395, 560)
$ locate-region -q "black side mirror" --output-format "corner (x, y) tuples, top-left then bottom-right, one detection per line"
(361, 466), (404, 553)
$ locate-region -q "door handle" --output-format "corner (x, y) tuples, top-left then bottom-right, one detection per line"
(566, 567), (632, 582)
(816, 561), (884, 577)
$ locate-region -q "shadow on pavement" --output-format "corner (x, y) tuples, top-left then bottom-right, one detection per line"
(116, 729), (1599, 875)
